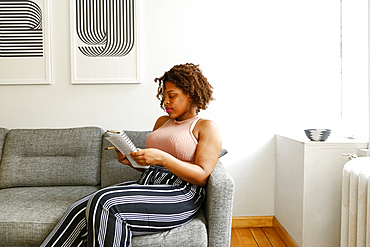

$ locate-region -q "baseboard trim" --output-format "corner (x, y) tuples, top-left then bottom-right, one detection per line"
(273, 217), (299, 247)
(232, 216), (274, 228)
(232, 216), (299, 247)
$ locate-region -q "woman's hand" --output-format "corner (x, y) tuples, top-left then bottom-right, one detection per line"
(115, 148), (147, 172)
(129, 148), (167, 167)
(115, 148), (131, 166)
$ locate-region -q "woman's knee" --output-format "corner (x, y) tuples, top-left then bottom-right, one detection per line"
(87, 186), (123, 214)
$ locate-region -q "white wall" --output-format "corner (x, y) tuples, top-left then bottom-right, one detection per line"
(0, 0), (341, 216)
(341, 0), (369, 140)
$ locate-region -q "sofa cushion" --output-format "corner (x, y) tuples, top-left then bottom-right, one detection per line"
(0, 186), (99, 247)
(132, 209), (207, 247)
(101, 130), (151, 188)
(0, 127), (9, 161)
(0, 127), (104, 189)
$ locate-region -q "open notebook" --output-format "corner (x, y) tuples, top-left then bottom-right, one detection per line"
(105, 131), (149, 169)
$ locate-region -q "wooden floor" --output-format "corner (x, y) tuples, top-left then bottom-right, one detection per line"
(231, 227), (287, 247)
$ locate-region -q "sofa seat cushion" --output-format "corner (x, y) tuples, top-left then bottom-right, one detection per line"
(0, 127), (104, 189)
(0, 185), (206, 247)
(0, 186), (99, 247)
(132, 209), (207, 247)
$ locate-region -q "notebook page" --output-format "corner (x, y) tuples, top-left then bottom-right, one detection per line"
(105, 133), (148, 169)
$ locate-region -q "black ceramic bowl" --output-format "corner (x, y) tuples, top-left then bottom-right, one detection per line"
(304, 129), (331, 141)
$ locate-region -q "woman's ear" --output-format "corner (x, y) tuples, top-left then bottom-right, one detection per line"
(187, 94), (193, 102)
(187, 96), (197, 112)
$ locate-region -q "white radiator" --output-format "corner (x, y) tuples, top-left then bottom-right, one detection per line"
(341, 157), (370, 247)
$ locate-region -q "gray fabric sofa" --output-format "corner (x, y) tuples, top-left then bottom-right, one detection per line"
(0, 126), (234, 247)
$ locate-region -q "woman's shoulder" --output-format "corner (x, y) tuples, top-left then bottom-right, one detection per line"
(193, 118), (220, 140)
(196, 118), (218, 130)
(153, 115), (171, 131)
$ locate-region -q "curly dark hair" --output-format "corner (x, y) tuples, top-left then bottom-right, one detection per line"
(154, 63), (214, 113)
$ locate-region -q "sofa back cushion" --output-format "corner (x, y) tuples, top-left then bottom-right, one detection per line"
(101, 130), (151, 188)
(0, 127), (9, 162)
(0, 127), (104, 189)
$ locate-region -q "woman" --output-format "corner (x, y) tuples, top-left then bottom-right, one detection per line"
(40, 63), (222, 247)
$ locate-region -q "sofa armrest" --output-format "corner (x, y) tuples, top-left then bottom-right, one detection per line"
(204, 160), (235, 247)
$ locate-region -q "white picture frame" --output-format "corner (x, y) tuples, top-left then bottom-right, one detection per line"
(0, 0), (51, 85)
(70, 0), (140, 84)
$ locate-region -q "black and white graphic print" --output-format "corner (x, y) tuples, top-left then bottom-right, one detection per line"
(0, 0), (43, 57)
(76, 0), (135, 57)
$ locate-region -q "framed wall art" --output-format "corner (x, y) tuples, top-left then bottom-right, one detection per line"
(70, 0), (140, 84)
(0, 0), (51, 85)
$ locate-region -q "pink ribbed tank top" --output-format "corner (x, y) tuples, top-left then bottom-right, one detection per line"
(145, 116), (200, 163)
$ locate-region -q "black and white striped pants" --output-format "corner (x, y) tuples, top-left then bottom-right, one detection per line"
(40, 166), (205, 247)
